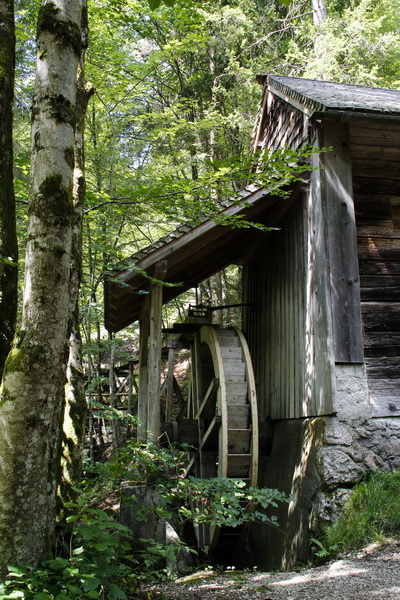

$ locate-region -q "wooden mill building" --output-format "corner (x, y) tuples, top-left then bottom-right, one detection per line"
(105, 77), (400, 569)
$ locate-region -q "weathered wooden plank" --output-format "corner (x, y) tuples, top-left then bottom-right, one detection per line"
(354, 196), (393, 223)
(227, 405), (250, 428)
(357, 223), (400, 239)
(226, 454), (251, 477)
(360, 270), (400, 287)
(223, 359), (246, 380)
(370, 393), (400, 418)
(220, 346), (243, 359)
(367, 377), (400, 392)
(365, 357), (400, 378)
(352, 164), (400, 180)
(227, 429), (251, 454)
(225, 381), (248, 402)
(321, 122), (364, 363)
(351, 146), (400, 161)
(357, 237), (400, 260)
(359, 261), (400, 276)
(361, 302), (400, 331)
(350, 124), (400, 146)
(364, 344), (400, 357)
(363, 331), (400, 349)
(360, 274), (400, 299)
(360, 288), (400, 302)
(353, 177), (400, 195)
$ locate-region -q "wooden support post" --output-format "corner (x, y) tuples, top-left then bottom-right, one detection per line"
(320, 122), (364, 363)
(147, 260), (168, 442)
(166, 338), (177, 422)
(127, 361), (133, 416)
(137, 297), (150, 441)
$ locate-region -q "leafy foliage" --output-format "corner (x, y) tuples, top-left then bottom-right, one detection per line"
(313, 471), (400, 560)
(288, 0), (400, 87)
(177, 477), (290, 529)
(0, 508), (137, 599)
(0, 440), (291, 596)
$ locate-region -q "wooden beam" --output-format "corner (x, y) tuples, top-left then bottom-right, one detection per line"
(320, 122), (364, 362)
(147, 260), (168, 441)
(137, 296), (150, 441)
(165, 339), (177, 422)
(196, 378), (219, 419)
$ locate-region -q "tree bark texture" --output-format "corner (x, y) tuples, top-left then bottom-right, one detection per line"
(0, 0), (18, 380)
(61, 0), (92, 507)
(0, 0), (83, 574)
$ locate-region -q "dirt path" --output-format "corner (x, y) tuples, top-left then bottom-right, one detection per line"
(143, 541), (400, 600)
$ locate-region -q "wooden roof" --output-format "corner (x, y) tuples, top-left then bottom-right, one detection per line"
(105, 76), (400, 333)
(104, 184), (301, 332)
(258, 75), (400, 120)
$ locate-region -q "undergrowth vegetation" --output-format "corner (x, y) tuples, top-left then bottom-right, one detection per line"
(0, 440), (290, 599)
(313, 470), (400, 561)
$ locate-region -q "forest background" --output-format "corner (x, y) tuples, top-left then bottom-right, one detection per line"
(0, 0), (400, 591)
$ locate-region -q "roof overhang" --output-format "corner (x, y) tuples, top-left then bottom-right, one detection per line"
(256, 75), (400, 124)
(104, 183), (303, 332)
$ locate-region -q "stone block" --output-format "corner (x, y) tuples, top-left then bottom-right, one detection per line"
(319, 447), (363, 486)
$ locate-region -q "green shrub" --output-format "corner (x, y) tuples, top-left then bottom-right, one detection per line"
(314, 470), (400, 559)
(0, 500), (139, 600)
(0, 440), (291, 597)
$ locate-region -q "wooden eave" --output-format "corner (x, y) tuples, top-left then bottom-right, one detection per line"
(104, 184), (300, 332)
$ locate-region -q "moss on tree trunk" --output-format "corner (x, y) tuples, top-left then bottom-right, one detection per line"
(0, 0), (84, 577)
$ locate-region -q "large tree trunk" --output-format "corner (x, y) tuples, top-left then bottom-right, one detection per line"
(61, 0), (92, 507)
(0, 0), (18, 379)
(0, 0), (83, 575)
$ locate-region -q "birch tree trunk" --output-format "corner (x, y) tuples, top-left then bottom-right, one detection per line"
(61, 0), (92, 504)
(0, 0), (18, 379)
(0, 0), (83, 574)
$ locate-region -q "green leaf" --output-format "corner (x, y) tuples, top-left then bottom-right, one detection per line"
(46, 558), (69, 570)
(66, 585), (82, 595)
(34, 593), (54, 600)
(108, 583), (127, 599)
(93, 542), (109, 551)
(65, 515), (79, 523)
(147, 0), (161, 9)
(82, 577), (101, 592)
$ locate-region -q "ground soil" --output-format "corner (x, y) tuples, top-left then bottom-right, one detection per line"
(142, 540), (400, 600)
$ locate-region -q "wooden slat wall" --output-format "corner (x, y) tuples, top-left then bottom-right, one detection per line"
(350, 122), (400, 417)
(244, 191), (334, 420)
(255, 93), (309, 153)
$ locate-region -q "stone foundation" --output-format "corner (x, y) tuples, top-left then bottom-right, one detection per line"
(249, 364), (400, 571)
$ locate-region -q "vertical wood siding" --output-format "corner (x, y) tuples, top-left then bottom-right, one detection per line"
(244, 189), (334, 420)
(245, 94), (335, 420)
(350, 122), (400, 417)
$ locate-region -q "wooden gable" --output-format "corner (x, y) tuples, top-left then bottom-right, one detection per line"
(246, 75), (400, 420)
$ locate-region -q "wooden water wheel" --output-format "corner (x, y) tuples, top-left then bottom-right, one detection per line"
(185, 325), (259, 553)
